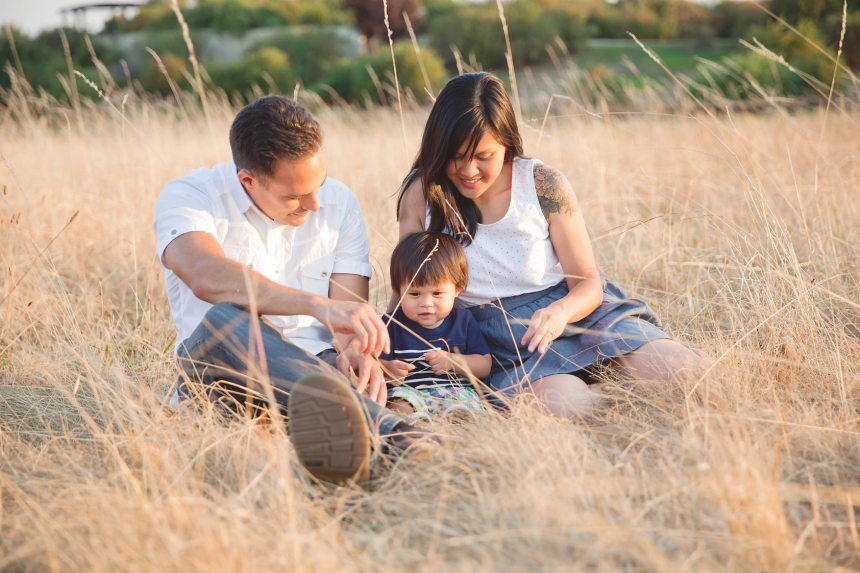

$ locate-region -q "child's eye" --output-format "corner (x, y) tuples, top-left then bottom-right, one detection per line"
(433, 292), (443, 296)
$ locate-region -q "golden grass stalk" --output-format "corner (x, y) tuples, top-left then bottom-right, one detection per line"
(58, 29), (83, 130)
(170, 0), (210, 125)
(496, 0), (521, 123)
(382, 0), (410, 167)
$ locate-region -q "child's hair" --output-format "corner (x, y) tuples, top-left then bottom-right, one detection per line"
(390, 232), (468, 294)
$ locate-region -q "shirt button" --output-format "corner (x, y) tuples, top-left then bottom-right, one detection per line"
(321, 271), (328, 277)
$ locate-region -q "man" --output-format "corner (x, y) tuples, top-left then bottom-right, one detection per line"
(154, 95), (422, 486)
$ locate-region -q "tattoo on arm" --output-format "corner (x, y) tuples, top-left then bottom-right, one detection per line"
(534, 163), (579, 221)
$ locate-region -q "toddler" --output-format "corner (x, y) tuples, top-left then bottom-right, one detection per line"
(379, 232), (492, 419)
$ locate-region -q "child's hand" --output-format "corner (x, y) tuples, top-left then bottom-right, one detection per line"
(379, 358), (414, 381)
(424, 350), (458, 375)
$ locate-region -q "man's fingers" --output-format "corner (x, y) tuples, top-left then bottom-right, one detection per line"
(335, 353), (351, 377)
(359, 314), (378, 357)
(351, 356), (371, 394)
(368, 377), (385, 405)
(367, 311), (389, 355)
(350, 316), (369, 353)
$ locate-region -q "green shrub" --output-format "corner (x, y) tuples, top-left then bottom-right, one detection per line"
(104, 0), (352, 33)
(587, 0), (710, 39)
(0, 27), (120, 101)
(253, 27), (350, 85)
(425, 0), (588, 70)
(206, 46), (295, 96)
(726, 19), (839, 94)
(710, 1), (771, 38)
(318, 41), (446, 104)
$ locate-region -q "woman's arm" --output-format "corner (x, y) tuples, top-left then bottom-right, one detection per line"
(388, 179), (427, 311)
(522, 164), (604, 354)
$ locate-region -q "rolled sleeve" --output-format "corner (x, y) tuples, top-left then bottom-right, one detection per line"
(331, 192), (372, 278)
(154, 182), (219, 263)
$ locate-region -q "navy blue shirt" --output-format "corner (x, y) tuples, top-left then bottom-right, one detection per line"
(380, 307), (492, 389)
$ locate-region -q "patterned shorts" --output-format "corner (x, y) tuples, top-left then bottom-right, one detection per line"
(387, 385), (487, 421)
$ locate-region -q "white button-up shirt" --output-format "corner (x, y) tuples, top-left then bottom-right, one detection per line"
(154, 158), (372, 356)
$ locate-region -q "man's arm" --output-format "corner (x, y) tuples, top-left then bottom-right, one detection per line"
(328, 273), (387, 405)
(163, 231), (388, 355)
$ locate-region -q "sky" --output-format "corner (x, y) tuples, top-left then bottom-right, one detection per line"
(1, 0), (137, 35)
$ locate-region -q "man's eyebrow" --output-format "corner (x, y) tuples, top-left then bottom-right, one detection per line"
(287, 172), (328, 198)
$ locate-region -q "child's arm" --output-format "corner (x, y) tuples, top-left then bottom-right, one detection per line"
(378, 358), (414, 382)
(424, 350), (491, 379)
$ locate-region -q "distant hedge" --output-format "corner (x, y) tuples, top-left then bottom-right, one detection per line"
(104, 0), (352, 33)
(318, 41), (446, 104)
(424, 0), (590, 70)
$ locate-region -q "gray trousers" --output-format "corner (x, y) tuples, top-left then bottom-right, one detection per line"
(176, 302), (404, 435)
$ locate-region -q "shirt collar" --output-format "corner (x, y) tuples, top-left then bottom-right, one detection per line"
(226, 158), (252, 214)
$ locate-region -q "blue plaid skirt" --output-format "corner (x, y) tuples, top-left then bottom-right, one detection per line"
(467, 279), (670, 396)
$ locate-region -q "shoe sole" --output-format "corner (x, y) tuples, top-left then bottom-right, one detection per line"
(288, 374), (371, 487)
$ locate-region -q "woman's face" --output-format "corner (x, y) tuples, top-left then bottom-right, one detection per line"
(444, 132), (508, 200)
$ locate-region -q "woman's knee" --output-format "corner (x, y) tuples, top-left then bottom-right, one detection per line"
(615, 339), (707, 382)
(526, 374), (600, 419)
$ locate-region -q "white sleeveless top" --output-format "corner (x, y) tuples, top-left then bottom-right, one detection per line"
(426, 157), (565, 307)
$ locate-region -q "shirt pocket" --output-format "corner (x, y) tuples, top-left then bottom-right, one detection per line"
(300, 254), (336, 298)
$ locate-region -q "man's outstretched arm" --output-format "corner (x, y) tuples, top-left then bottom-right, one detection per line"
(329, 273), (387, 405)
(163, 231), (389, 356)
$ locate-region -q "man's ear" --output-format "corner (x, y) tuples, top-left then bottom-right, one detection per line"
(237, 168), (259, 191)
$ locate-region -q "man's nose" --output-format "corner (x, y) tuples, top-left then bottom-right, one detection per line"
(303, 192), (320, 212)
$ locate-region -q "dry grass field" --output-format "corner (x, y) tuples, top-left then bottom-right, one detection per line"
(1, 97), (860, 572)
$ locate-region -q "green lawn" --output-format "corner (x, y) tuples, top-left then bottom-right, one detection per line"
(575, 38), (744, 76)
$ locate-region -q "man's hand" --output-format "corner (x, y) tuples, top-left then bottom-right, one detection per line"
(313, 298), (390, 356)
(379, 359), (414, 381)
(336, 343), (387, 405)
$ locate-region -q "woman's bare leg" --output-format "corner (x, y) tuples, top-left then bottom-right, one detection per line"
(526, 374), (601, 418)
(613, 339), (706, 382)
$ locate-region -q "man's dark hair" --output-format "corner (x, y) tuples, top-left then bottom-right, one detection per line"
(229, 95), (323, 181)
(390, 232), (468, 294)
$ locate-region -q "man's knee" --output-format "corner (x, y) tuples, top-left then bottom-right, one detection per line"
(201, 302), (251, 332)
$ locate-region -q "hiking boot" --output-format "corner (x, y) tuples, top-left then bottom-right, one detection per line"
(288, 374), (372, 487)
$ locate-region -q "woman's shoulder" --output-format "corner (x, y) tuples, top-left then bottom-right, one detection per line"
(398, 175), (428, 231)
(530, 161), (579, 221)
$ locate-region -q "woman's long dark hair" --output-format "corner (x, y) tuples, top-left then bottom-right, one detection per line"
(397, 72), (523, 245)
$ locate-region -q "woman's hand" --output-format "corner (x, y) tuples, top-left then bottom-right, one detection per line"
(521, 302), (569, 354)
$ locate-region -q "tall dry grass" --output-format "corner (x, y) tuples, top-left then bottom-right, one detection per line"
(1, 96), (860, 572)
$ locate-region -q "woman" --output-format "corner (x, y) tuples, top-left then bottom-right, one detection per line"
(395, 72), (704, 417)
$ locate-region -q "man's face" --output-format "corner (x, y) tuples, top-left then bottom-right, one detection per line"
(238, 150), (327, 226)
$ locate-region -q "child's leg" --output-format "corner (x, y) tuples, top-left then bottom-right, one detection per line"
(386, 398), (416, 416)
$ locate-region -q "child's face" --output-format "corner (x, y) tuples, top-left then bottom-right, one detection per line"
(398, 280), (460, 329)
